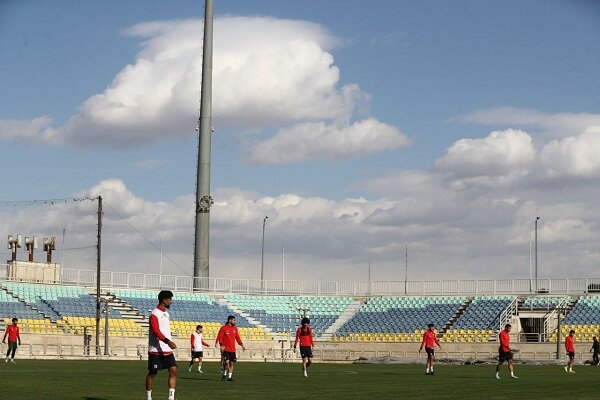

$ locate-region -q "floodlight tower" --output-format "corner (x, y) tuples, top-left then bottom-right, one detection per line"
(25, 236), (38, 262)
(193, 0), (215, 290)
(43, 237), (56, 263)
(7, 234), (22, 262)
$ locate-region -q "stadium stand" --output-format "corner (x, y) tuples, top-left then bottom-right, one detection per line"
(443, 296), (515, 342)
(550, 295), (600, 342)
(113, 289), (269, 340)
(8, 280), (600, 349)
(520, 296), (572, 310)
(1, 282), (137, 335)
(335, 296), (467, 342)
(224, 294), (352, 336)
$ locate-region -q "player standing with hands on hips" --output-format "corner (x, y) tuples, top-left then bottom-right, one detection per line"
(294, 317), (314, 377)
(419, 323), (441, 375)
(146, 290), (178, 400)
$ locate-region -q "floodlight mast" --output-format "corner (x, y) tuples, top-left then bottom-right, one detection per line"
(193, 0), (215, 290)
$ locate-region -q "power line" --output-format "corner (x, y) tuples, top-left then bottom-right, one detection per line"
(0, 197), (97, 207)
(102, 200), (190, 277)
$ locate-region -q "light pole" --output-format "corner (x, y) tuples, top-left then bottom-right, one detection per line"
(404, 244), (408, 295)
(261, 216), (269, 291)
(535, 217), (540, 292)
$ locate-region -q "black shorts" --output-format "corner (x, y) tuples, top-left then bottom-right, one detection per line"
(498, 349), (513, 362)
(568, 351), (575, 360)
(191, 351), (204, 359)
(223, 351), (237, 362)
(300, 346), (313, 359)
(425, 347), (435, 359)
(148, 353), (177, 374)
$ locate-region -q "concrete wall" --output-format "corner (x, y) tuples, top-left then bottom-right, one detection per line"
(10, 333), (592, 364)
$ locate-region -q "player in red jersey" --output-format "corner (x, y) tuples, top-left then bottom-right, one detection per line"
(214, 325), (226, 375)
(419, 323), (441, 375)
(565, 329), (576, 373)
(3, 318), (21, 364)
(293, 317), (314, 377)
(216, 315), (246, 381)
(495, 324), (518, 379)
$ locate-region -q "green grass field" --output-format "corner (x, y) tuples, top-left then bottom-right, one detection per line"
(1, 360), (599, 399)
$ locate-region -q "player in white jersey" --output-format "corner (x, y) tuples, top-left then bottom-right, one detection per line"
(146, 290), (178, 400)
(188, 325), (210, 373)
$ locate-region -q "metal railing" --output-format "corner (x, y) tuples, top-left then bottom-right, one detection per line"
(3, 263), (600, 296)
(543, 297), (571, 340)
(499, 297), (519, 330)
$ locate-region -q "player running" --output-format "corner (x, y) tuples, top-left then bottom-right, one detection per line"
(145, 290), (178, 400)
(293, 317), (314, 377)
(565, 329), (576, 373)
(3, 318), (21, 364)
(189, 325), (209, 373)
(419, 323), (441, 375)
(216, 315), (246, 381)
(495, 324), (518, 379)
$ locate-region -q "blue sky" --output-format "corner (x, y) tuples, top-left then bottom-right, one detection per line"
(1, 0), (600, 282)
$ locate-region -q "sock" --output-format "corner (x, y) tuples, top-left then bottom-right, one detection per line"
(430, 367), (433, 372)
(223, 370), (227, 376)
(228, 372), (232, 378)
(495, 372), (499, 377)
(168, 388), (175, 400)
(426, 368), (430, 373)
(146, 390), (152, 400)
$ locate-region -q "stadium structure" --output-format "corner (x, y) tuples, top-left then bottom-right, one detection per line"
(2, 0), (599, 369)
(2, 258), (600, 364)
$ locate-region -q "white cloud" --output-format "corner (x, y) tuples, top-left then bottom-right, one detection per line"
(434, 129), (536, 188)
(133, 158), (168, 171)
(0, 117), (54, 142)
(3, 169), (600, 281)
(246, 118), (410, 164)
(452, 107), (600, 139)
(539, 126), (600, 178)
(0, 16), (398, 161)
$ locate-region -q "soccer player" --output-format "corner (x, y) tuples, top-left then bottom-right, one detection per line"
(293, 317), (314, 377)
(2, 318), (21, 363)
(189, 325), (209, 373)
(590, 336), (599, 366)
(495, 324), (518, 379)
(419, 323), (441, 375)
(214, 328), (226, 375)
(216, 315), (246, 381)
(146, 290), (178, 400)
(565, 329), (576, 373)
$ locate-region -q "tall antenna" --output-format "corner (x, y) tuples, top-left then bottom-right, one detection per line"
(193, 0), (215, 290)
